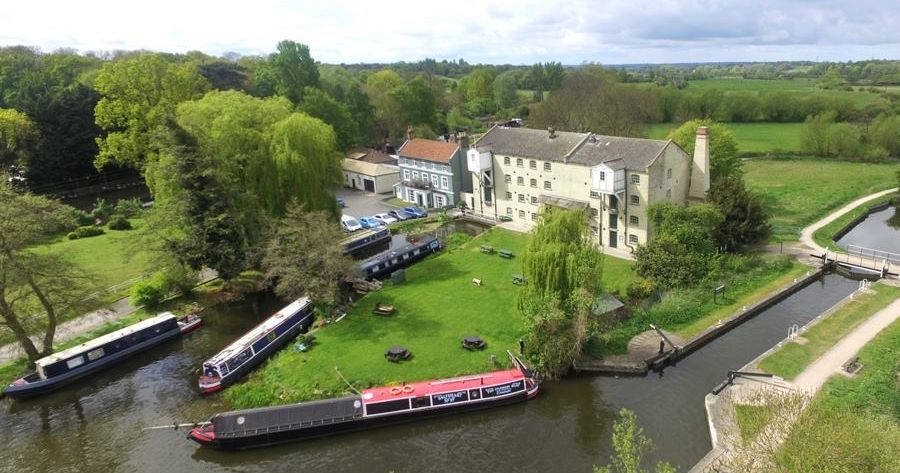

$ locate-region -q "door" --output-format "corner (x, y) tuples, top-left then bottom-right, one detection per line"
(416, 193), (424, 207)
(363, 179), (375, 192)
(609, 231), (618, 248)
(351, 178), (357, 189)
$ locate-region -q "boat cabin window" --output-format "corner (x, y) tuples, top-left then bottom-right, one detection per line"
(66, 356), (85, 370)
(412, 396), (431, 409)
(227, 348), (253, 371)
(219, 364), (229, 376)
(203, 364), (220, 377)
(366, 399), (410, 415)
(87, 348), (105, 361)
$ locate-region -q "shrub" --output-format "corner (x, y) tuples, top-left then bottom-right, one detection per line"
(444, 232), (472, 250)
(71, 209), (94, 227)
(130, 272), (170, 308)
(67, 232), (78, 240)
(69, 225), (105, 239)
(91, 198), (114, 222)
(114, 198), (143, 218)
(164, 265), (199, 295)
(626, 278), (657, 301)
(107, 214), (132, 230)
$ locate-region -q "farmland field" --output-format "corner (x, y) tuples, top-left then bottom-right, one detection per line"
(649, 122), (805, 153)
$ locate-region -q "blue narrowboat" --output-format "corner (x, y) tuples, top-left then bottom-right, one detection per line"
(356, 236), (441, 280)
(4, 312), (201, 399)
(340, 227), (391, 255)
(199, 297), (314, 394)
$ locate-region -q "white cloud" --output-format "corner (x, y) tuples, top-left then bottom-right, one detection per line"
(0, 0), (897, 63)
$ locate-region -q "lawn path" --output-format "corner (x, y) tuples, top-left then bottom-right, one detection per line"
(792, 297), (900, 394)
(0, 268), (217, 365)
(799, 187), (898, 254)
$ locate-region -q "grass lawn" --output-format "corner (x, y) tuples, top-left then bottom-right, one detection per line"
(743, 157), (900, 241)
(649, 122), (805, 154)
(774, 319), (900, 472)
(759, 284), (900, 380)
(734, 404), (779, 443)
(812, 194), (898, 251)
(601, 255), (638, 296)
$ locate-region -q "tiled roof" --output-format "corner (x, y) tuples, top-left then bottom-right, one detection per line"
(475, 126), (676, 171)
(397, 139), (459, 163)
(347, 148), (395, 165)
(342, 158), (399, 177)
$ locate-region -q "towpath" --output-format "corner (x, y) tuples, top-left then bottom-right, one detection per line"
(799, 187), (898, 255)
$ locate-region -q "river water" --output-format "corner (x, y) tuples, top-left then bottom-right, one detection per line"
(836, 206), (900, 255)
(0, 272), (860, 473)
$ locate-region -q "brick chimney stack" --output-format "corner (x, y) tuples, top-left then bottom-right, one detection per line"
(406, 125), (415, 142)
(459, 130), (469, 150)
(689, 126), (710, 200)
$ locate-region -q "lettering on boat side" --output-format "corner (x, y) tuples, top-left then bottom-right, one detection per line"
(431, 390), (468, 406)
(481, 381), (524, 398)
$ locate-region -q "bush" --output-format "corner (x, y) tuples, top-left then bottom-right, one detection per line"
(67, 232), (78, 240)
(130, 273), (170, 308)
(114, 198), (143, 218)
(107, 214), (132, 230)
(444, 232), (472, 250)
(91, 198), (114, 222)
(67, 225), (105, 239)
(71, 209), (94, 227)
(626, 278), (657, 301)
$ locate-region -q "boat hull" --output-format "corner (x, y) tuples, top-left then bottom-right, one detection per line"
(190, 383), (538, 450)
(4, 328), (183, 399)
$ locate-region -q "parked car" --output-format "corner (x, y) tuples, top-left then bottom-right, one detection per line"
(341, 215), (362, 232)
(373, 213), (398, 225)
(336, 198), (346, 208)
(403, 206), (428, 218)
(388, 210), (411, 221)
(358, 217), (384, 229)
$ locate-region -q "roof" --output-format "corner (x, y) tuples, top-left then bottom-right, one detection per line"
(347, 148), (395, 165)
(362, 368), (525, 404)
(539, 195), (590, 210)
(36, 312), (177, 367)
(204, 298), (311, 366)
(475, 126), (675, 171)
(342, 158), (399, 177)
(592, 294), (625, 316)
(397, 139), (459, 163)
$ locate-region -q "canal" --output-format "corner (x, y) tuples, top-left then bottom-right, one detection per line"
(0, 272), (859, 472)
(836, 205), (900, 255)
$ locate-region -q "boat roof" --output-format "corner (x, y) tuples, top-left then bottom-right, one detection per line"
(204, 297), (311, 366)
(35, 312), (177, 368)
(360, 236), (437, 267)
(212, 395), (363, 436)
(339, 227), (388, 245)
(362, 368), (524, 404)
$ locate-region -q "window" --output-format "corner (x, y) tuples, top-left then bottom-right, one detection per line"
(530, 196), (538, 204)
(440, 176), (448, 189)
(544, 162), (552, 171)
(66, 356), (85, 369)
(412, 171), (419, 180)
(531, 212), (537, 221)
(434, 194), (446, 208)
(666, 189), (672, 199)
(87, 348), (105, 361)
(505, 174), (511, 184)
(599, 171), (606, 181)
(518, 210), (525, 218)
(506, 207), (513, 216)
(431, 174), (439, 187)
(630, 215), (639, 225)
(517, 176), (524, 185)
(590, 190), (600, 199)
(518, 194), (525, 203)
(529, 160), (537, 169)
(630, 195), (639, 206)
(504, 156), (510, 165)
(544, 181), (551, 190)
(631, 174), (640, 184)
(505, 192), (512, 199)
(403, 169), (410, 180)
(516, 158), (523, 167)
(421, 172), (428, 182)
(590, 208), (599, 217)
(629, 234), (639, 244)
(667, 168), (672, 179)
(530, 178), (537, 188)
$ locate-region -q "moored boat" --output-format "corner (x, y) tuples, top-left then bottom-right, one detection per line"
(356, 236), (441, 280)
(198, 297), (314, 395)
(189, 352), (539, 450)
(341, 227), (391, 256)
(5, 312), (201, 399)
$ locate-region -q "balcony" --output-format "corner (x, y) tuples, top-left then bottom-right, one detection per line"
(405, 179), (433, 190)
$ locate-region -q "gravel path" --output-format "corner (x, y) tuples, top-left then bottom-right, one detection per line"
(799, 187), (898, 255)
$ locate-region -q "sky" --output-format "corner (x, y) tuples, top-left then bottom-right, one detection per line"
(2, 0), (899, 64)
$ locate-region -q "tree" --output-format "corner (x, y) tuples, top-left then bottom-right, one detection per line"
(802, 111), (837, 156)
(493, 70), (519, 110)
(595, 409), (676, 473)
(0, 182), (96, 364)
(262, 203), (354, 304)
(267, 40), (320, 104)
(392, 76), (437, 128)
(707, 176), (770, 251)
(301, 87), (360, 151)
(94, 53), (209, 170)
(869, 114), (900, 157)
(0, 108), (37, 170)
(827, 122), (862, 158)
(519, 208), (603, 377)
(667, 119), (742, 184)
(634, 203), (723, 287)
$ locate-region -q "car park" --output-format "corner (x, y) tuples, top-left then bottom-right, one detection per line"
(341, 215), (362, 232)
(372, 213), (398, 225)
(388, 210), (411, 221)
(403, 206), (427, 218)
(358, 217), (384, 229)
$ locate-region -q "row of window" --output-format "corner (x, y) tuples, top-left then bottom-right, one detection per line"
(402, 169), (450, 190)
(588, 226), (641, 245)
(503, 175), (552, 190)
(399, 158), (451, 173)
(503, 156), (553, 171)
(506, 207), (538, 221)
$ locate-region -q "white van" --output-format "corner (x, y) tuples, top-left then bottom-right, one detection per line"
(341, 215), (362, 232)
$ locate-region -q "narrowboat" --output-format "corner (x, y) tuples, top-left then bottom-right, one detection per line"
(198, 297), (314, 395)
(4, 312), (200, 399)
(189, 352), (539, 450)
(356, 236), (441, 280)
(341, 227), (391, 256)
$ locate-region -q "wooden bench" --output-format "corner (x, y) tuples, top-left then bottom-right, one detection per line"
(512, 274), (527, 285)
(498, 249), (513, 259)
(480, 245), (495, 254)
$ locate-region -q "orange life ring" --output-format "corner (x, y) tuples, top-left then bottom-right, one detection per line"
(389, 386), (402, 395)
(401, 385), (414, 393)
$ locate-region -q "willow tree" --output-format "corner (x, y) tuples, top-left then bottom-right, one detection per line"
(519, 208), (604, 377)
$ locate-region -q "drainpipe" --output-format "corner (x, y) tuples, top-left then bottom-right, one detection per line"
(489, 153), (498, 220)
(623, 167), (636, 253)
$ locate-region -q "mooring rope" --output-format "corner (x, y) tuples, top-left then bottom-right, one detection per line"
(333, 366), (361, 395)
(141, 421), (210, 432)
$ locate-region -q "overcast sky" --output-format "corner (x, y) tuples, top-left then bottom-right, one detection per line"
(2, 0), (898, 64)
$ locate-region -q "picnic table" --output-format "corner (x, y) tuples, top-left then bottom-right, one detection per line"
(480, 245), (495, 254)
(461, 336), (487, 351)
(498, 249), (514, 258)
(512, 274), (527, 285)
(373, 302), (395, 315)
(385, 345), (412, 362)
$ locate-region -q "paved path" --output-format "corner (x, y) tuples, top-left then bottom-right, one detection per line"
(0, 269), (217, 365)
(799, 187), (898, 255)
(792, 297), (900, 393)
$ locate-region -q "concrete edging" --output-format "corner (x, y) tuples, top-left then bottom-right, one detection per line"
(830, 200), (892, 242)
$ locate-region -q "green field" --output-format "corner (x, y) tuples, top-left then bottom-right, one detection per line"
(686, 78), (882, 107)
(743, 158), (900, 241)
(649, 122), (805, 154)
(759, 284), (900, 380)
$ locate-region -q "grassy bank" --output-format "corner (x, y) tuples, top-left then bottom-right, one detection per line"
(586, 255), (805, 357)
(774, 319), (900, 472)
(734, 404), (778, 443)
(649, 122), (805, 154)
(744, 157), (899, 241)
(812, 195), (898, 251)
(759, 284), (900, 380)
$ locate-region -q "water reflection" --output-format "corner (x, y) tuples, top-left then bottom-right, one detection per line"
(836, 206), (900, 254)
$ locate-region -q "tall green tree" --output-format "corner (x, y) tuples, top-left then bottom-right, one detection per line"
(707, 176), (771, 251)
(668, 119), (742, 184)
(595, 409), (677, 473)
(391, 76), (437, 128)
(301, 87), (360, 151)
(267, 40), (320, 104)
(93, 53), (209, 170)
(801, 111), (837, 156)
(493, 70), (519, 110)
(0, 182), (96, 364)
(0, 108), (37, 170)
